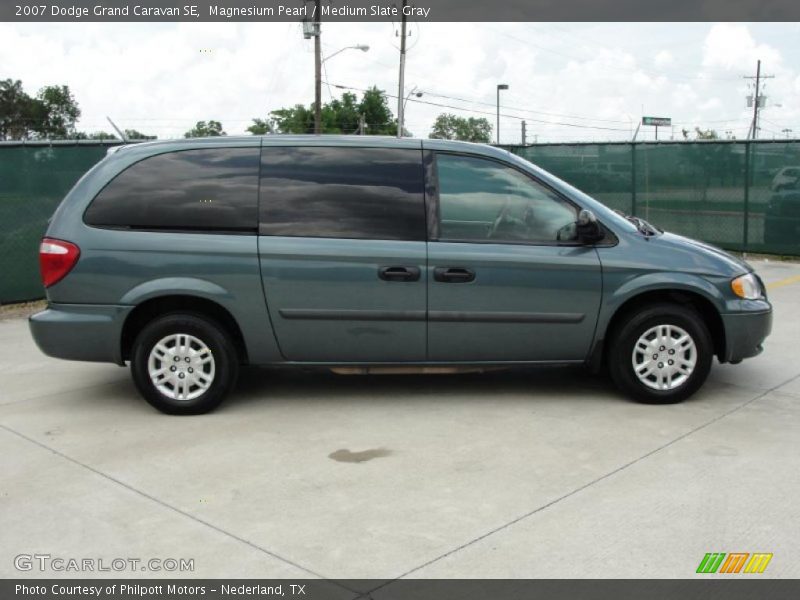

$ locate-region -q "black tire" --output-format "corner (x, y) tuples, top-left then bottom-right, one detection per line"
(130, 313), (239, 415)
(607, 303), (713, 404)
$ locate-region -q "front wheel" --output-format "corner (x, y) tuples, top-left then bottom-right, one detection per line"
(608, 303), (713, 404)
(131, 313), (239, 414)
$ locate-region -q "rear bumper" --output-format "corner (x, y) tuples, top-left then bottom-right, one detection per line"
(720, 305), (772, 363)
(29, 303), (132, 364)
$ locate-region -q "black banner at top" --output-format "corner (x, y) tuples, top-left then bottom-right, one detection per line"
(3, 0), (800, 22)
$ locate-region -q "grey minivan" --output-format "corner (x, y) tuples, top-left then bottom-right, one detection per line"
(30, 136), (772, 414)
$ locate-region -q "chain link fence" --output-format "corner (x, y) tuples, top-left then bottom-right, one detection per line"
(505, 140), (800, 257)
(1, 140), (799, 304)
(0, 141), (126, 303)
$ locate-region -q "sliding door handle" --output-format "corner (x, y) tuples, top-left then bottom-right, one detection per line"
(434, 267), (475, 283)
(379, 266), (421, 282)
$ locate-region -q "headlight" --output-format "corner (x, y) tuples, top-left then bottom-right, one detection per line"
(731, 273), (762, 299)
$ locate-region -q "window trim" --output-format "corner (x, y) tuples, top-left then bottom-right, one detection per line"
(257, 145), (428, 242)
(83, 147), (261, 235)
(428, 150), (617, 248)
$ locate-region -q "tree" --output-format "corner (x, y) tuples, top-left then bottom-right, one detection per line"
(358, 86), (396, 135)
(429, 113), (492, 142)
(694, 127), (719, 140)
(124, 129), (156, 140)
(268, 105), (314, 134)
(1, 81), (82, 140)
(184, 120), (226, 138)
(246, 118), (274, 135)
(0, 79), (33, 140)
(323, 91), (362, 133)
(89, 131), (118, 140)
(682, 126), (719, 141)
(69, 131), (117, 140)
(263, 86), (397, 135)
(30, 85), (81, 139)
(71, 129), (156, 141)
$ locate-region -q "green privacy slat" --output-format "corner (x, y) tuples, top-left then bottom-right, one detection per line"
(2, 141), (800, 304)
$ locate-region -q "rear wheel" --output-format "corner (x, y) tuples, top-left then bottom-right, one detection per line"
(131, 313), (238, 414)
(608, 303), (713, 404)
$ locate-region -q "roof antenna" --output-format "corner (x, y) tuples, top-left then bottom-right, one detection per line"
(106, 116), (128, 142)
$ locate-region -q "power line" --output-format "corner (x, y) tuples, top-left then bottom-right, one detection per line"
(325, 81), (631, 132)
(419, 90), (630, 124)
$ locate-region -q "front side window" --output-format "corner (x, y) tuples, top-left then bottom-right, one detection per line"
(84, 148), (259, 231)
(259, 147), (425, 241)
(436, 153), (578, 243)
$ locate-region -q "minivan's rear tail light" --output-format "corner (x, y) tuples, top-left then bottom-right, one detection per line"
(39, 238), (80, 288)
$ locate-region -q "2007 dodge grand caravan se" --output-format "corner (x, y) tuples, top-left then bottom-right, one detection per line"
(30, 136), (772, 414)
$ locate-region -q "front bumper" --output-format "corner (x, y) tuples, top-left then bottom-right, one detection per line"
(29, 303), (132, 364)
(720, 303), (772, 363)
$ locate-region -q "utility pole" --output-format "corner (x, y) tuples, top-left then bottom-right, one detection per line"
(744, 60), (774, 140)
(314, 0), (322, 134)
(396, 0), (408, 138)
(521, 121), (527, 145)
(496, 83), (508, 144)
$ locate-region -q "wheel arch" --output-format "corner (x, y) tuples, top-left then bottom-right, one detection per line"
(120, 295), (249, 364)
(590, 285), (726, 371)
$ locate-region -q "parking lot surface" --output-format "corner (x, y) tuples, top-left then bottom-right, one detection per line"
(1, 259), (799, 581)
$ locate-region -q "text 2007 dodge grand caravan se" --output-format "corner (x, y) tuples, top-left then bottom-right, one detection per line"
(30, 136), (772, 414)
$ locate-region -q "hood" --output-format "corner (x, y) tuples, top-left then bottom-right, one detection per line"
(650, 232), (752, 277)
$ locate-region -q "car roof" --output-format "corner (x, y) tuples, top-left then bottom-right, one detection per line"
(112, 134), (511, 161)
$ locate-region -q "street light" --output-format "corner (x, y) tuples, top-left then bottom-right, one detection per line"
(316, 44), (369, 134)
(496, 84), (509, 144)
(322, 44), (369, 63)
(396, 87), (424, 138)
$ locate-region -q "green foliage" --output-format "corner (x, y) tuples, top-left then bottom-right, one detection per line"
(0, 80), (81, 140)
(69, 131), (116, 140)
(268, 105), (313, 134)
(184, 120), (226, 138)
(358, 87), (396, 135)
(123, 129), (157, 140)
(63, 129), (155, 141)
(89, 131), (117, 140)
(429, 113), (492, 143)
(682, 127), (720, 141)
(694, 127), (719, 141)
(246, 118), (274, 135)
(0, 79), (32, 140)
(33, 86), (81, 139)
(263, 86), (397, 135)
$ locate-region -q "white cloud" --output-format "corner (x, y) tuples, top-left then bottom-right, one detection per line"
(654, 50), (674, 68)
(702, 23), (782, 70)
(0, 22), (797, 142)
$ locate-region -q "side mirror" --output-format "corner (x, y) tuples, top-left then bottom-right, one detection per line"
(576, 209), (605, 244)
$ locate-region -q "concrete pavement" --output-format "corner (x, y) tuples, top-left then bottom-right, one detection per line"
(1, 259), (799, 582)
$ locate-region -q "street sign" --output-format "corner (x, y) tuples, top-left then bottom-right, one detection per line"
(642, 116), (671, 127)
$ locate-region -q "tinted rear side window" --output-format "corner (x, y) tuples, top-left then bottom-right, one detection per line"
(259, 147), (425, 240)
(84, 148), (259, 232)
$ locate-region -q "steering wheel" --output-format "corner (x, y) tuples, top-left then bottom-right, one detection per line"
(487, 206), (512, 238)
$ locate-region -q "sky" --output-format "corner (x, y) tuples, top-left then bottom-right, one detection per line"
(1, 21), (799, 142)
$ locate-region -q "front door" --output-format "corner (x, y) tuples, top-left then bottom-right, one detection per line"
(258, 144), (428, 362)
(427, 152), (602, 362)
